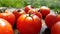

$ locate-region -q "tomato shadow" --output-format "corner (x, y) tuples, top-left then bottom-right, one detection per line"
(42, 28), (51, 34)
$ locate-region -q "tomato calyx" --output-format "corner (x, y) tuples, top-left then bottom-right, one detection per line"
(38, 10), (40, 12)
(26, 13), (33, 17)
(17, 10), (21, 12)
(29, 13), (32, 17)
(28, 5), (34, 8)
(31, 5), (34, 8)
(17, 9), (22, 12)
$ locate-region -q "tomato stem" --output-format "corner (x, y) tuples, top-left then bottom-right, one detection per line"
(17, 9), (21, 12)
(38, 10), (40, 12)
(31, 6), (34, 8)
(29, 13), (31, 16)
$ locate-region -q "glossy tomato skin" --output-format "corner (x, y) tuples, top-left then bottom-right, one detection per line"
(0, 18), (14, 34)
(51, 21), (60, 34)
(28, 9), (42, 19)
(40, 6), (50, 18)
(45, 13), (58, 29)
(13, 9), (26, 20)
(17, 14), (42, 34)
(24, 5), (33, 13)
(0, 12), (15, 26)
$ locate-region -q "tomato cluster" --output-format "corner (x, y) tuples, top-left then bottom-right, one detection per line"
(0, 5), (60, 34)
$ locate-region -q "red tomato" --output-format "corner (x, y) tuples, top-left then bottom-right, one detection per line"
(45, 13), (58, 29)
(40, 6), (50, 18)
(17, 14), (42, 34)
(51, 21), (60, 34)
(0, 12), (15, 26)
(28, 9), (42, 19)
(24, 5), (34, 13)
(13, 9), (26, 20)
(57, 14), (60, 21)
(0, 18), (14, 34)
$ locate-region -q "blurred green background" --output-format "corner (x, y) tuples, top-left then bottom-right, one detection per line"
(0, 0), (60, 9)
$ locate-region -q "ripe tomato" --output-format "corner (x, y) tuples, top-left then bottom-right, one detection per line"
(0, 18), (14, 34)
(17, 14), (42, 34)
(13, 9), (26, 20)
(51, 21), (60, 34)
(28, 9), (42, 19)
(24, 5), (34, 13)
(40, 6), (50, 18)
(57, 14), (60, 21)
(0, 12), (15, 26)
(45, 13), (58, 29)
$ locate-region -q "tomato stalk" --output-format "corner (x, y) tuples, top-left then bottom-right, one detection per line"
(38, 10), (40, 12)
(29, 13), (31, 16)
(29, 13), (33, 17)
(17, 9), (21, 12)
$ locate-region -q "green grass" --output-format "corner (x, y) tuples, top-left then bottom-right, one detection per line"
(0, 0), (60, 10)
